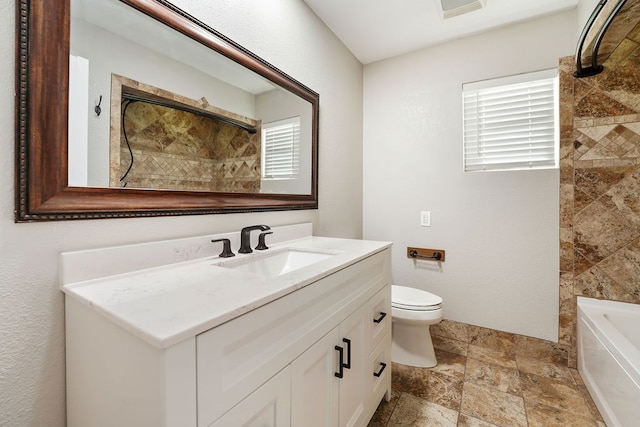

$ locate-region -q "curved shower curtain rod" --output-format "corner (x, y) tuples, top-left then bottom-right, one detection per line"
(121, 92), (258, 134)
(574, 0), (628, 78)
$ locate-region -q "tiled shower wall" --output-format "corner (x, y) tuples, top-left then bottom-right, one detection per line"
(118, 101), (261, 193)
(559, 21), (640, 367)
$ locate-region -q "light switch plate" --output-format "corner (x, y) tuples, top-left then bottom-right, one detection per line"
(420, 211), (431, 227)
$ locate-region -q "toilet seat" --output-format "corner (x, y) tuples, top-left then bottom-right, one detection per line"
(392, 285), (442, 311)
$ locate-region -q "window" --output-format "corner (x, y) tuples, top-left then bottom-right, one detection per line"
(262, 117), (300, 179)
(462, 69), (558, 172)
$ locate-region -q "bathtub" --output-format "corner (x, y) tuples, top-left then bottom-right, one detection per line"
(577, 297), (640, 427)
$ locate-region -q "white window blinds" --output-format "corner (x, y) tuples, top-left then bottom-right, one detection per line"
(262, 116), (300, 179)
(462, 69), (558, 172)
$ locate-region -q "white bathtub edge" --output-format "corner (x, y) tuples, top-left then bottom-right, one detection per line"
(577, 296), (640, 427)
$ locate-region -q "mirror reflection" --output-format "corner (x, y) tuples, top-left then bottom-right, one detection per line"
(69, 0), (313, 195)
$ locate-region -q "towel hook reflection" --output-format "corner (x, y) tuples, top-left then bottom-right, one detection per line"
(94, 95), (102, 116)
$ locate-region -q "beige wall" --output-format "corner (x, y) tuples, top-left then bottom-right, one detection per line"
(0, 1), (363, 425)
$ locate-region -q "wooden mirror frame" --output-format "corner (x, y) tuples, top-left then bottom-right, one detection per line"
(15, 0), (319, 222)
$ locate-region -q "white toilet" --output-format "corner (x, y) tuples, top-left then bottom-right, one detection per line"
(391, 285), (444, 368)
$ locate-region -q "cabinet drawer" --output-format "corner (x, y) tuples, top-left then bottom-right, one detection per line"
(197, 250), (391, 426)
(367, 333), (392, 410)
(366, 285), (391, 351)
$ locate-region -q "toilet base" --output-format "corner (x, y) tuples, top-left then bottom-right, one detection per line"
(391, 322), (437, 368)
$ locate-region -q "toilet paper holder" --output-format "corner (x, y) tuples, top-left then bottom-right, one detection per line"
(407, 247), (445, 262)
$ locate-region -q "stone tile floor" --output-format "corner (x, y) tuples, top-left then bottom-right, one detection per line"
(368, 346), (605, 426)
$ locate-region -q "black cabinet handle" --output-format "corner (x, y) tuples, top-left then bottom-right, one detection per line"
(342, 338), (351, 369)
(373, 362), (387, 377)
(373, 312), (387, 324)
(334, 345), (344, 378)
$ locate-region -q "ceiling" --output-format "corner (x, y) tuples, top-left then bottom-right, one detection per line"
(302, 0), (580, 64)
(73, 0), (276, 94)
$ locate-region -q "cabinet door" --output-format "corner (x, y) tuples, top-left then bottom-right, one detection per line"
(338, 304), (368, 427)
(210, 366), (291, 427)
(291, 328), (340, 427)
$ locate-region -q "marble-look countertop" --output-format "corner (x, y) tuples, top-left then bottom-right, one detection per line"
(61, 236), (390, 349)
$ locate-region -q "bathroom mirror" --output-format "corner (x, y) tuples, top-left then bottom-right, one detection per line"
(15, 0), (319, 221)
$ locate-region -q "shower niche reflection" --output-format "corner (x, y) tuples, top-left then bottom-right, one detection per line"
(110, 75), (263, 193)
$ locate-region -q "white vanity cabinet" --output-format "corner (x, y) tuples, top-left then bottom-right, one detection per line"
(63, 233), (391, 427)
(197, 250), (392, 427)
(289, 286), (391, 427)
(208, 287), (391, 427)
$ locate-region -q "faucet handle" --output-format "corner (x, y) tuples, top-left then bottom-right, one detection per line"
(212, 238), (235, 258)
(239, 224), (271, 253)
(255, 232), (273, 251)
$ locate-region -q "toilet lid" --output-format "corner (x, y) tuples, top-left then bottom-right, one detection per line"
(392, 285), (442, 311)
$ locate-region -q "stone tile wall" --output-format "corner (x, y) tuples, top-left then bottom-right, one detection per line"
(109, 74), (261, 192)
(559, 21), (640, 366)
(119, 102), (261, 192)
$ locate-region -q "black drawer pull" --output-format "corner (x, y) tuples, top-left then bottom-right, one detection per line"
(373, 312), (387, 324)
(334, 345), (344, 378)
(342, 338), (351, 369)
(373, 362), (387, 377)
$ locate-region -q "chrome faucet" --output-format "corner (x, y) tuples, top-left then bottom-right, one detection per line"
(238, 225), (271, 253)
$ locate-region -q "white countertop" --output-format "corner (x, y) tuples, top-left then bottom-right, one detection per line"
(62, 235), (391, 349)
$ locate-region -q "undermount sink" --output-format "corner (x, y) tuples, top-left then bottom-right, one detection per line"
(220, 249), (336, 277)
